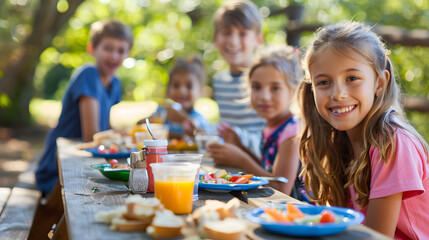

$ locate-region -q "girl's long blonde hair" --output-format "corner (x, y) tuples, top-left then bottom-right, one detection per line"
(298, 21), (429, 208)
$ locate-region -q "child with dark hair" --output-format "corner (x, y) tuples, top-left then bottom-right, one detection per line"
(36, 19), (133, 196)
(148, 55), (213, 139)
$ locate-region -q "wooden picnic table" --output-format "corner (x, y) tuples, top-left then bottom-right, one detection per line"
(56, 137), (390, 240)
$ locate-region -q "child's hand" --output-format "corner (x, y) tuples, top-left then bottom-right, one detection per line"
(183, 119), (196, 139)
(165, 105), (188, 124)
(206, 143), (247, 168)
(217, 123), (241, 147)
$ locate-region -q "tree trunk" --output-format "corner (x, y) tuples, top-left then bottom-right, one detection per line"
(0, 0), (85, 127)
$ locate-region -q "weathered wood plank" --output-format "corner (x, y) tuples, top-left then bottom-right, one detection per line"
(231, 186), (304, 208)
(0, 187), (41, 240)
(0, 187), (11, 216)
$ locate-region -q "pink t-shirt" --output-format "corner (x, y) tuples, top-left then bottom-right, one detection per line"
(349, 128), (429, 240)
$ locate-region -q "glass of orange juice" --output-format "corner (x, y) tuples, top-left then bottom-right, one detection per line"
(150, 162), (199, 214)
(161, 154), (203, 201)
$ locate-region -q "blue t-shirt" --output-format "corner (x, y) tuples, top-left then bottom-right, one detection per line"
(36, 64), (121, 195)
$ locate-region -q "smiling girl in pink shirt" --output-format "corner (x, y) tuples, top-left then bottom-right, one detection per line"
(298, 21), (429, 239)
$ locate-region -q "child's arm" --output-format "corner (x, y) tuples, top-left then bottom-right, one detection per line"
(217, 124), (260, 163)
(79, 96), (100, 142)
(270, 137), (301, 194)
(364, 192), (402, 237)
(207, 143), (260, 169)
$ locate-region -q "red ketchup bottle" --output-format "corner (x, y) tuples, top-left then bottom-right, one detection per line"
(143, 139), (168, 193)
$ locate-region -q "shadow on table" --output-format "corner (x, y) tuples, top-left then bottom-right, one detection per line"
(231, 186), (275, 204)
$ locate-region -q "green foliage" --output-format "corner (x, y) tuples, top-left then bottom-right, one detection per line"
(23, 0), (429, 139)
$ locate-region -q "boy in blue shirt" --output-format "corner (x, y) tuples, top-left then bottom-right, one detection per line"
(36, 20), (133, 196)
(210, 0), (266, 158)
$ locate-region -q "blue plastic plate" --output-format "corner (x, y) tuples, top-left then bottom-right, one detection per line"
(246, 205), (365, 237)
(90, 164), (130, 181)
(84, 147), (137, 159)
(198, 174), (269, 192)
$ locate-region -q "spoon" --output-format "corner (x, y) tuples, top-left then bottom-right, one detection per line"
(238, 172), (288, 183)
(259, 176), (288, 183)
(145, 118), (156, 140)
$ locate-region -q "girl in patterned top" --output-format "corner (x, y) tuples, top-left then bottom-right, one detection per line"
(208, 45), (307, 201)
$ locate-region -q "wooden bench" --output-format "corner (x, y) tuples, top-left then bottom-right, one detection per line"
(0, 187), (41, 240)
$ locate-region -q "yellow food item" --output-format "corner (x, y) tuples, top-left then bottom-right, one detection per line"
(215, 169), (228, 178)
(130, 125), (147, 138)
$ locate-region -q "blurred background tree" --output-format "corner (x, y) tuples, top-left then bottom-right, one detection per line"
(0, 0), (428, 139)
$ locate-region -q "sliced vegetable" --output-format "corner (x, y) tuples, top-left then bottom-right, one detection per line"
(233, 177), (249, 184)
(215, 169), (228, 178)
(109, 159), (119, 168)
(97, 145), (107, 153)
(319, 210), (336, 223)
(228, 176), (241, 182)
(202, 173), (217, 183)
(109, 144), (119, 153)
(286, 203), (305, 221)
(264, 208), (290, 222)
(241, 174), (254, 180)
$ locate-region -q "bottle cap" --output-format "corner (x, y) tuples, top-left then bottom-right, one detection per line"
(130, 151), (146, 168)
(144, 139), (168, 147)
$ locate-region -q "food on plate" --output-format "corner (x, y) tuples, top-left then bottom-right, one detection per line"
(109, 159), (119, 167)
(168, 138), (198, 151)
(107, 159), (130, 170)
(146, 209), (185, 239)
(189, 198), (245, 240)
(95, 195), (165, 232)
(262, 203), (338, 224)
(93, 129), (122, 146)
(97, 143), (130, 154)
(200, 169), (254, 184)
(76, 129), (133, 150)
(203, 218), (246, 240)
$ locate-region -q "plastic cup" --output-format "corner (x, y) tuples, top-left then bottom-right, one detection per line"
(195, 133), (220, 154)
(148, 123), (169, 140)
(150, 162), (199, 214)
(161, 154), (203, 201)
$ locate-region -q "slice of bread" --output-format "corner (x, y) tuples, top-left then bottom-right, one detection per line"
(147, 225), (183, 239)
(192, 198), (241, 223)
(95, 206), (126, 224)
(147, 209), (184, 239)
(123, 195), (163, 221)
(203, 218), (246, 240)
(111, 217), (152, 232)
